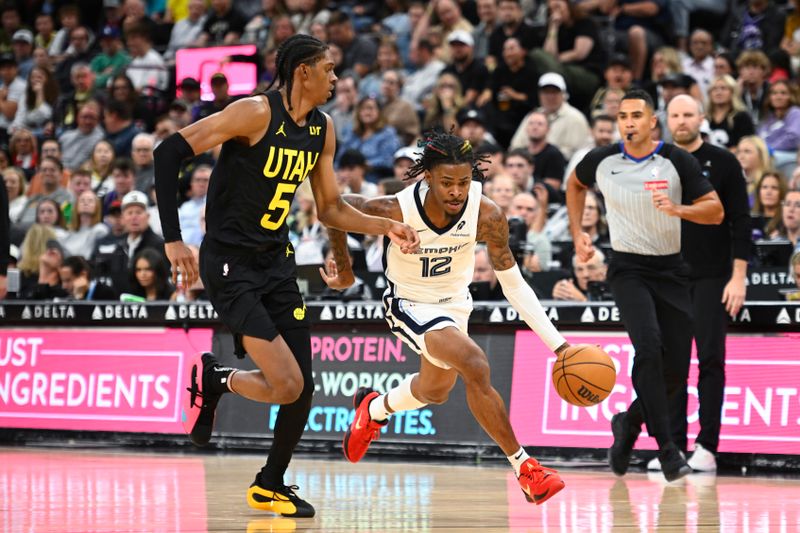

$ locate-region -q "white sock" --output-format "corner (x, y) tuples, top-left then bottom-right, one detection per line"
(508, 447), (530, 476)
(369, 374), (427, 421)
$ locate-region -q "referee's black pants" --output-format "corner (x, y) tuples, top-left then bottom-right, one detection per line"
(608, 252), (693, 450)
(668, 275), (729, 454)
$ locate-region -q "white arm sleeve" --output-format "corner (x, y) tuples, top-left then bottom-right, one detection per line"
(495, 264), (567, 352)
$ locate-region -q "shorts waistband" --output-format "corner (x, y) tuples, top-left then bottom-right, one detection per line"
(202, 238), (285, 257)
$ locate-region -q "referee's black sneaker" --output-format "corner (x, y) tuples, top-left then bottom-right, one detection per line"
(608, 412), (641, 476)
(247, 475), (316, 517)
(658, 443), (692, 482)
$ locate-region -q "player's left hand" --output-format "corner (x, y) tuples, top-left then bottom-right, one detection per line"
(722, 275), (746, 318)
(319, 259), (355, 291)
(652, 191), (679, 217)
(387, 221), (420, 254)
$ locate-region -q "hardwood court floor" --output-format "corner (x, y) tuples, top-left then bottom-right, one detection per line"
(1, 447), (799, 532)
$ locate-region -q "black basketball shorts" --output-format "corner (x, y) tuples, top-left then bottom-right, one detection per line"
(200, 240), (309, 358)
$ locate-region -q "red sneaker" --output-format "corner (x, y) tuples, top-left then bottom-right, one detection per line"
(517, 458), (565, 505)
(343, 387), (388, 463)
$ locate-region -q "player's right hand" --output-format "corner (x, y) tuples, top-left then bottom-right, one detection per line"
(165, 241), (199, 287)
(387, 221), (420, 254)
(573, 232), (594, 262)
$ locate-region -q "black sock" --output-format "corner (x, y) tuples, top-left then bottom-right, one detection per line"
(205, 363), (236, 395)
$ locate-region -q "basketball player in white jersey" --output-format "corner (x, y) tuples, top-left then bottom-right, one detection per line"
(322, 131), (584, 505)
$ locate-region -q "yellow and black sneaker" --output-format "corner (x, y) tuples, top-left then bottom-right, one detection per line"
(247, 479), (315, 518)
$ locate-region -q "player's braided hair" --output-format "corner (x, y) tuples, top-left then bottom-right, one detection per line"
(267, 34), (329, 110)
(405, 129), (488, 182)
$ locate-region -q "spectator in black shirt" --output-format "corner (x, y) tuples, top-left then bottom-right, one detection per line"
(722, 0), (786, 59)
(327, 11), (377, 78)
(705, 74), (756, 151)
(522, 110), (567, 192)
(485, 37), (538, 148)
(194, 73), (239, 122)
(441, 30), (488, 107)
(531, 0), (605, 112)
(665, 94), (751, 472)
(487, 0), (543, 68)
(60, 255), (117, 300)
(607, 0), (671, 82)
(195, 0), (247, 46)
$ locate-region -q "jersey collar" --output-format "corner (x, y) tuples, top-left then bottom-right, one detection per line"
(414, 180), (470, 235)
(620, 140), (664, 163)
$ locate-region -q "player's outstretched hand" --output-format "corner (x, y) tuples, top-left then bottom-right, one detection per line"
(573, 231), (594, 262)
(319, 259), (355, 291)
(387, 221), (420, 254)
(165, 241), (199, 287)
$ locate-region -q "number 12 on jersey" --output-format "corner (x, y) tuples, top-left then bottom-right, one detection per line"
(420, 256), (452, 277)
(260, 182), (297, 230)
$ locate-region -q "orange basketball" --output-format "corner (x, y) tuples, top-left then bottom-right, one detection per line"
(552, 344), (616, 406)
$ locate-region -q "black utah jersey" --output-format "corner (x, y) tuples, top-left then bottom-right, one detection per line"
(204, 90), (327, 250)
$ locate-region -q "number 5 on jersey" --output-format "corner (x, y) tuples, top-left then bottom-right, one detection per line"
(260, 182), (297, 230)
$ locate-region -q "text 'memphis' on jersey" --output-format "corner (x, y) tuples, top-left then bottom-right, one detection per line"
(204, 90), (327, 250)
(385, 180), (483, 304)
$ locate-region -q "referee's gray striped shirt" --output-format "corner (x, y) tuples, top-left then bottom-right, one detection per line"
(575, 142), (713, 256)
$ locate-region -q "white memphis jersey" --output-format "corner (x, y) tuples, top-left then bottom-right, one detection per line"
(385, 179), (482, 304)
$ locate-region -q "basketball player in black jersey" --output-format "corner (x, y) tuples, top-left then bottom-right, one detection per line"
(154, 34), (418, 518)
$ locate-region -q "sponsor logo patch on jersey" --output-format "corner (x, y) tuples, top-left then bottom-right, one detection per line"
(644, 180), (669, 191)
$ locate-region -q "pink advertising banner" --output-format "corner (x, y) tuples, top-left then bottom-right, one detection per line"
(509, 332), (800, 454)
(0, 328), (212, 433)
(175, 45), (258, 100)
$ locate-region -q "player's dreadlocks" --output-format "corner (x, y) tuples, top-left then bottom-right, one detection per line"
(267, 34), (329, 110)
(405, 130), (489, 182)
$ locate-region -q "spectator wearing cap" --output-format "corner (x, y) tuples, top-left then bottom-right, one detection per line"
(168, 99), (193, 129)
(379, 69), (420, 146)
(195, 0), (247, 46)
(411, 0), (474, 64)
(33, 13), (55, 51)
(90, 25), (130, 91)
(327, 11), (377, 79)
(485, 37), (539, 148)
(473, 0), (499, 62)
(336, 149), (378, 198)
(194, 73), (239, 122)
(93, 189), (166, 293)
(178, 165), (210, 247)
(488, 0), (543, 65)
(165, 0), (207, 62)
(103, 99), (142, 158)
(510, 72), (590, 159)
(530, 0), (605, 114)
(401, 39), (445, 110)
(337, 96), (402, 182)
(456, 107), (497, 148)
(392, 146), (419, 181)
(178, 77), (202, 109)
(0, 51), (25, 137)
(124, 24), (167, 92)
(58, 100), (105, 170)
(442, 29), (489, 107)
(590, 54), (634, 116)
(11, 29), (34, 79)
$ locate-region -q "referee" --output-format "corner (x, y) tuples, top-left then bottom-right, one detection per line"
(566, 89), (724, 482)
(645, 94), (749, 473)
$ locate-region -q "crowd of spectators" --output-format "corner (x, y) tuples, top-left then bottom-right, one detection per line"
(3, 0), (800, 303)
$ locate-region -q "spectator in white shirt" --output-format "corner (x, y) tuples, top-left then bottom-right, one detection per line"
(177, 165), (210, 246)
(681, 29), (715, 97)
(164, 0), (208, 62)
(124, 25), (167, 92)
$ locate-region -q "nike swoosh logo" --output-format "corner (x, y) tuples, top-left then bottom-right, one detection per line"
(355, 414), (365, 430)
(533, 490), (550, 502)
(611, 170), (622, 175)
(514, 451), (524, 460)
(416, 228), (428, 233)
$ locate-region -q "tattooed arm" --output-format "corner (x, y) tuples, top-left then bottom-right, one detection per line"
(476, 196), (515, 270)
(478, 196), (569, 354)
(320, 194), (404, 290)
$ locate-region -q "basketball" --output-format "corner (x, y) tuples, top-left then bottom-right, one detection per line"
(552, 344), (616, 406)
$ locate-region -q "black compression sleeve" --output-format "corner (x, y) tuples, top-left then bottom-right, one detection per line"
(154, 132), (195, 242)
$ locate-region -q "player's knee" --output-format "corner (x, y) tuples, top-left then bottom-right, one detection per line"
(274, 374), (304, 404)
(420, 388), (450, 405)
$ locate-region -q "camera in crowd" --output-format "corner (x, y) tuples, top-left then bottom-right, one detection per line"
(507, 216), (529, 267)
